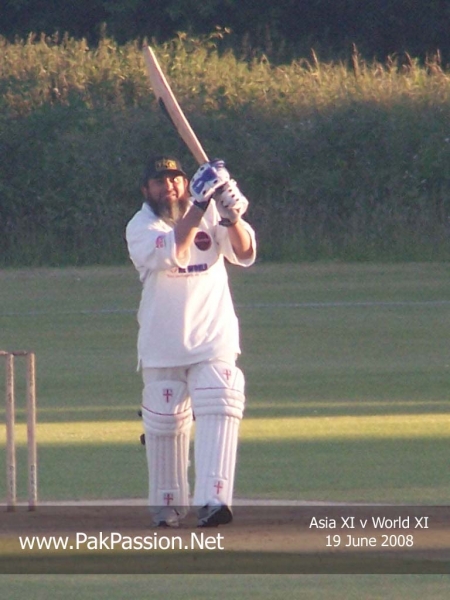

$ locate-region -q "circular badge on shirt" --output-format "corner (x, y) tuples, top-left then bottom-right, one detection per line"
(194, 231), (212, 251)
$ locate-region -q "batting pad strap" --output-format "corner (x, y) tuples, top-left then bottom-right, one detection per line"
(141, 405), (192, 434)
(189, 362), (245, 419)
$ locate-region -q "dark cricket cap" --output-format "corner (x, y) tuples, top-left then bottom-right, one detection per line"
(141, 156), (187, 183)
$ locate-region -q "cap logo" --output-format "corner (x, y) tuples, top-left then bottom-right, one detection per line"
(155, 158), (178, 172)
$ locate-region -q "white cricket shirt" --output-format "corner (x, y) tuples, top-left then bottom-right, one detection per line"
(126, 202), (256, 368)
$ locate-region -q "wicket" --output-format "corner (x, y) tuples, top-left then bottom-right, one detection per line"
(1, 350), (37, 512)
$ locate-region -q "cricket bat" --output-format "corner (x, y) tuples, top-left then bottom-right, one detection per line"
(142, 45), (209, 165)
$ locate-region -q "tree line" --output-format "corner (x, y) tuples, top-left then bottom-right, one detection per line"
(1, 0), (450, 62)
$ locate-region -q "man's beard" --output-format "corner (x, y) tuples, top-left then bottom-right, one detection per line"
(147, 197), (189, 225)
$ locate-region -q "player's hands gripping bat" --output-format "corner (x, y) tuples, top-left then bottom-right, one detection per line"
(214, 180), (249, 226)
(190, 159), (230, 211)
(142, 45), (209, 165)
(190, 159), (248, 223)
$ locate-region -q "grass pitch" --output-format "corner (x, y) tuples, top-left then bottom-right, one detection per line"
(0, 262), (449, 503)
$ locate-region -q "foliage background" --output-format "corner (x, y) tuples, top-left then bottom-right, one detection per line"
(1, 4), (450, 266)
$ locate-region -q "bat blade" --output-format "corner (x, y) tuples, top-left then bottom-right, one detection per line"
(142, 45), (209, 165)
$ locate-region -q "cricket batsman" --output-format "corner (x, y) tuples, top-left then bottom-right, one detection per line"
(126, 156), (256, 527)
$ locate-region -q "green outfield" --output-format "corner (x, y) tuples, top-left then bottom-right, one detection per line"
(1, 262), (449, 596)
(2, 574), (450, 600)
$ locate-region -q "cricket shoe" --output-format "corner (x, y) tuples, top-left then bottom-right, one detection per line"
(152, 507), (181, 528)
(197, 504), (233, 527)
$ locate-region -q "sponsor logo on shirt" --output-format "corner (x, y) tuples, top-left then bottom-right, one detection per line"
(194, 231), (212, 251)
(178, 263), (208, 274)
(155, 235), (166, 249)
(167, 263), (209, 277)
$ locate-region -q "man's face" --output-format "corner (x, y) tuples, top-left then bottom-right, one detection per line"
(142, 173), (189, 224)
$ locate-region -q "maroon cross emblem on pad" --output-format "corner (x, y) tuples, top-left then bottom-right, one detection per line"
(164, 493), (174, 505)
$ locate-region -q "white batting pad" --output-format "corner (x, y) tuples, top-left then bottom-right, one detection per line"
(192, 413), (241, 507)
(189, 361), (245, 418)
(188, 362), (245, 507)
(141, 380), (192, 514)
